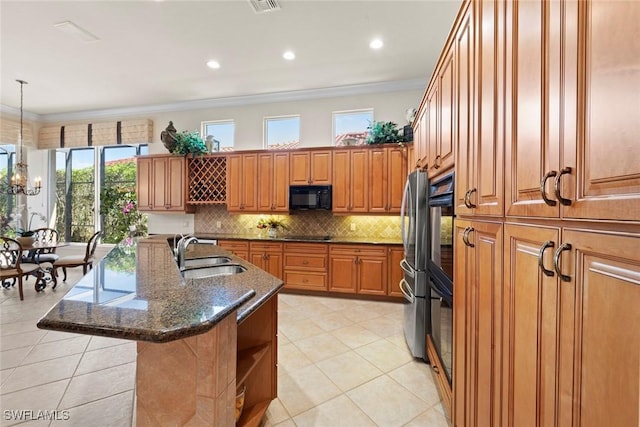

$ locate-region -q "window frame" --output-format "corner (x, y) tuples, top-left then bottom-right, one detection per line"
(332, 108), (374, 146)
(263, 115), (301, 149)
(201, 119), (235, 152)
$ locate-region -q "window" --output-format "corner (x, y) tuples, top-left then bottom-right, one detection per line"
(202, 120), (234, 152)
(333, 109), (373, 146)
(264, 116), (300, 149)
(0, 145), (16, 230)
(55, 144), (147, 243)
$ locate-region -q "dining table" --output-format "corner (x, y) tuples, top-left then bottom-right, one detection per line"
(1, 240), (69, 292)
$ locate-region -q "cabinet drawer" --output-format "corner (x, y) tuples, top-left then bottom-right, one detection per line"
(217, 240), (249, 251)
(284, 271), (327, 291)
(329, 244), (387, 257)
(284, 254), (327, 270)
(283, 242), (328, 254)
(249, 241), (283, 252)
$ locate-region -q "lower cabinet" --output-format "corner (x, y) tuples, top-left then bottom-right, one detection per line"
(502, 224), (640, 427)
(453, 219), (503, 427)
(249, 242), (283, 280)
(283, 243), (328, 291)
(217, 240), (249, 261)
(328, 245), (387, 296)
(387, 246), (404, 297)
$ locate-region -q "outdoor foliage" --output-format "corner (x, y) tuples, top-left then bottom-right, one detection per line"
(99, 186), (147, 244)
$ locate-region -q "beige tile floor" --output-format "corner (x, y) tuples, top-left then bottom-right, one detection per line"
(0, 268), (449, 426)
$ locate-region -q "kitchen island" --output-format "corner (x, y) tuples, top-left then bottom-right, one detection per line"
(37, 236), (283, 426)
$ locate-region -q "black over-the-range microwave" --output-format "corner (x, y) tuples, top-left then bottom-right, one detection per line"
(289, 185), (332, 210)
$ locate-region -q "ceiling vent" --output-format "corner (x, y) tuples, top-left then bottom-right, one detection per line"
(249, 0), (280, 14)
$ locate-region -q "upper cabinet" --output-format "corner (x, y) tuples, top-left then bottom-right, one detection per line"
(289, 150), (332, 185)
(227, 153), (258, 212)
(137, 155), (194, 213)
(332, 148), (369, 213)
(455, 0), (504, 217)
(257, 152), (289, 212)
(369, 146), (408, 213)
(505, 0), (640, 221)
(413, 105), (428, 170)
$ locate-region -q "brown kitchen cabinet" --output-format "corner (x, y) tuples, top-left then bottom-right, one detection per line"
(412, 106), (428, 170)
(216, 240), (249, 261)
(257, 152), (289, 212)
(329, 244), (387, 296)
(249, 241), (283, 280)
(289, 150), (332, 185)
(332, 148), (369, 213)
(227, 153), (258, 212)
(136, 155), (194, 213)
(455, 0), (503, 218)
(369, 146), (408, 214)
(386, 245), (404, 298)
(283, 242), (328, 291)
(505, 0), (640, 221)
(453, 218), (503, 427)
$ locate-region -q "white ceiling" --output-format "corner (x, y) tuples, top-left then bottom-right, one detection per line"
(0, 0), (461, 120)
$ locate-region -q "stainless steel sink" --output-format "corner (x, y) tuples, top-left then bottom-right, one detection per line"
(182, 264), (247, 280)
(183, 256), (232, 269)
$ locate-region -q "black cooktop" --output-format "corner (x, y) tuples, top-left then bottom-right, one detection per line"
(283, 235), (331, 241)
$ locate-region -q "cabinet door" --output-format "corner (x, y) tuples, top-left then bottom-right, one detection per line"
(561, 1), (640, 221)
(454, 219), (503, 427)
(328, 254), (357, 293)
(332, 150), (350, 212)
(437, 48), (455, 175)
(226, 154), (243, 211)
(264, 252), (283, 280)
(289, 151), (310, 185)
(357, 256), (387, 295)
(309, 150), (332, 184)
(415, 107), (428, 170)
(349, 149), (369, 212)
(151, 157), (169, 210)
(250, 252), (266, 271)
(426, 85), (438, 173)
(368, 148), (388, 213)
(241, 153), (258, 211)
(503, 223), (561, 427)
(272, 152), (289, 211)
(387, 146), (408, 212)
(557, 230), (640, 427)
(257, 153), (274, 212)
(454, 5), (475, 217)
(387, 246), (404, 297)
(505, 0), (561, 218)
(166, 156), (186, 211)
(137, 157), (153, 211)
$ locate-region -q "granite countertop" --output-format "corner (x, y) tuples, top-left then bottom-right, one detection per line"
(37, 237), (283, 343)
(191, 233), (403, 245)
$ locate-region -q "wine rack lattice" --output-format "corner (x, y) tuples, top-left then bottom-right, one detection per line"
(187, 156), (227, 204)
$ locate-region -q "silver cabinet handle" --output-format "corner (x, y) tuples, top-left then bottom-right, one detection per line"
(538, 240), (555, 277)
(462, 227), (475, 247)
(553, 243), (572, 282)
(399, 278), (415, 303)
(554, 167), (572, 206)
(400, 258), (414, 277)
(540, 171), (558, 206)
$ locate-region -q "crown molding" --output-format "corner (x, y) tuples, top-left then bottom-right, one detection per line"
(30, 79), (425, 123)
(0, 105), (41, 122)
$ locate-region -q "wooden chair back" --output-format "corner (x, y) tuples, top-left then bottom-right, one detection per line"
(31, 228), (59, 254)
(0, 237), (24, 271)
(85, 231), (102, 262)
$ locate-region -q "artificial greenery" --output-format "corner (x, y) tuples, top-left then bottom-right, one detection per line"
(171, 131), (208, 156)
(257, 217), (289, 230)
(365, 120), (404, 145)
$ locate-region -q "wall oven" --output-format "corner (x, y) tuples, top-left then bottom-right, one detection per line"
(428, 172), (454, 384)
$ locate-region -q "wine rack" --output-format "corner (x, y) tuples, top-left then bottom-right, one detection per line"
(187, 155), (227, 204)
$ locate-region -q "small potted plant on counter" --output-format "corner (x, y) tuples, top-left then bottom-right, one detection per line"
(257, 217), (289, 238)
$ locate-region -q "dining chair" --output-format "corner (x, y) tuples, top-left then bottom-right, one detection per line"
(0, 236), (44, 300)
(53, 231), (102, 282)
(28, 228), (60, 264)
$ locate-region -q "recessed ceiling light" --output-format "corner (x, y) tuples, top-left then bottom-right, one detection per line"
(206, 60), (221, 69)
(369, 38), (384, 50)
(283, 51), (295, 61)
(54, 21), (100, 43)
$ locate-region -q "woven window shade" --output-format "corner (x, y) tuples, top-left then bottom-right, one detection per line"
(37, 119), (153, 149)
(0, 115), (35, 147)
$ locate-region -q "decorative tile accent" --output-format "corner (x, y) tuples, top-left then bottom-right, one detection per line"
(194, 205), (401, 239)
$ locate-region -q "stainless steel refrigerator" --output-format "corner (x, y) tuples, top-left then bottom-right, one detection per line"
(399, 170), (430, 360)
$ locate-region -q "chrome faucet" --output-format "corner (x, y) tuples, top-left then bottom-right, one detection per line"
(176, 235), (199, 270)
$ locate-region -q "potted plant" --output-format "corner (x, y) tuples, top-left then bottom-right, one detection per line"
(256, 217), (289, 238)
(160, 121), (208, 156)
(366, 120), (410, 145)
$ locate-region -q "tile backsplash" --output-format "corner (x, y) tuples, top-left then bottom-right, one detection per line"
(194, 205), (401, 239)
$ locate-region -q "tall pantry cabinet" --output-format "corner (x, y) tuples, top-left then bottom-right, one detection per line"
(440, 0), (640, 426)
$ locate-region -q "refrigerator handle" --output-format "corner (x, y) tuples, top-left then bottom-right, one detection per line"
(400, 178), (410, 256)
(400, 258), (414, 277)
(399, 278), (415, 303)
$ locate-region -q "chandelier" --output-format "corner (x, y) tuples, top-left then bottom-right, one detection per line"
(8, 79), (41, 196)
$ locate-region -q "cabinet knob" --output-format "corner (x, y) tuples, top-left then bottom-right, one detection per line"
(302, 260), (309, 265)
(302, 279), (308, 283)
(432, 365), (440, 375)
(434, 155), (441, 169)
